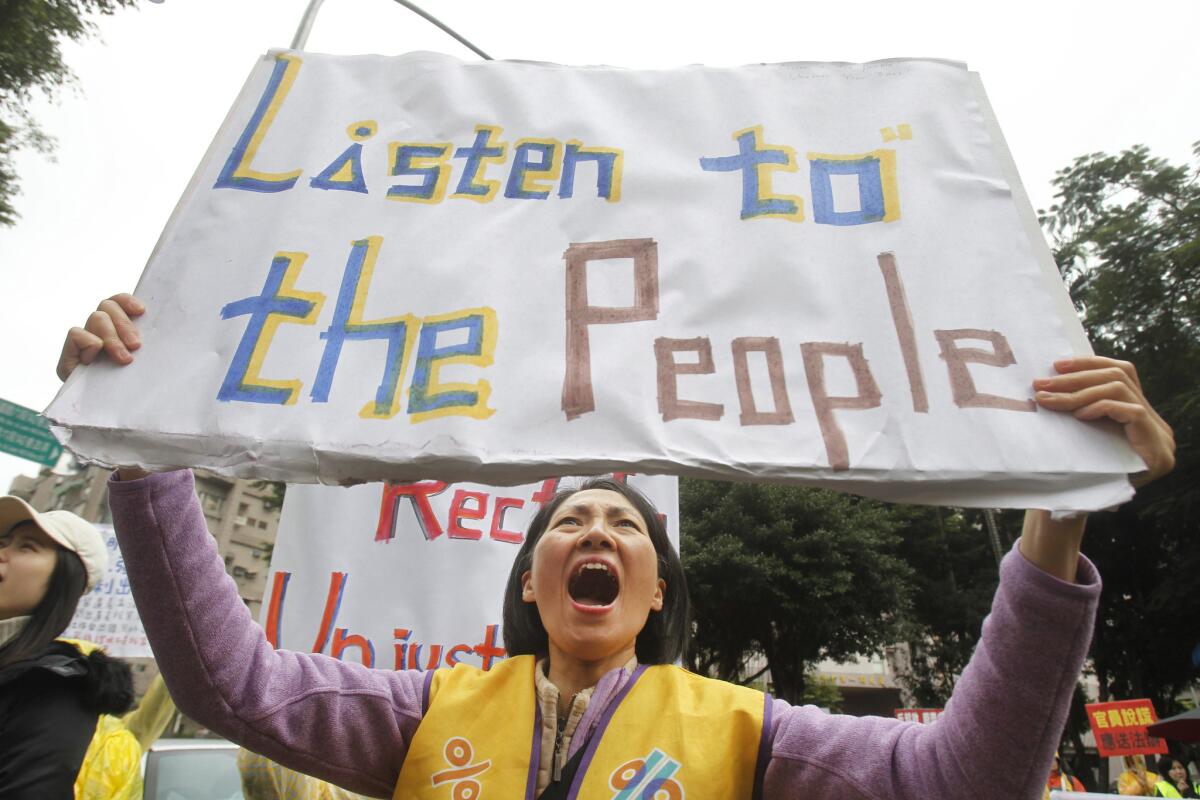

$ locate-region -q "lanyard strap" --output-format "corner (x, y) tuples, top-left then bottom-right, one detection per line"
(536, 745), (588, 800)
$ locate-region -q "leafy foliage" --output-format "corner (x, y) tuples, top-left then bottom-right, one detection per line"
(680, 479), (912, 704)
(889, 506), (1013, 705)
(1041, 143), (1200, 713)
(252, 480), (287, 513)
(800, 672), (844, 713)
(1042, 144), (1200, 363)
(0, 0), (138, 225)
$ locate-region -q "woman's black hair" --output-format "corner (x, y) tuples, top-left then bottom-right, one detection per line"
(0, 542), (88, 669)
(501, 477), (690, 664)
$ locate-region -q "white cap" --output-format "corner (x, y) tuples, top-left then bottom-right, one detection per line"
(0, 496), (108, 591)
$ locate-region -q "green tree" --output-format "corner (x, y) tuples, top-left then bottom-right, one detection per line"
(680, 479), (912, 705)
(799, 671), (844, 713)
(889, 506), (1014, 705)
(0, 0), (138, 226)
(252, 479), (287, 512)
(1041, 143), (1200, 713)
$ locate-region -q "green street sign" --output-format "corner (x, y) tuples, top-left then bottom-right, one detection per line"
(0, 398), (63, 467)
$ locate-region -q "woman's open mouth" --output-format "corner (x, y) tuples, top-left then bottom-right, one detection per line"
(568, 560), (620, 609)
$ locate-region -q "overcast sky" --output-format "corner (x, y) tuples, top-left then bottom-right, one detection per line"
(1, 0), (1197, 492)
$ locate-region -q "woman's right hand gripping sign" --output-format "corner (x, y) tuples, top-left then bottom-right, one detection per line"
(1033, 355), (1175, 486)
(1020, 355), (1175, 580)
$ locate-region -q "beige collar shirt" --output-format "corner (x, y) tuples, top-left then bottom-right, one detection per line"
(533, 655), (638, 795)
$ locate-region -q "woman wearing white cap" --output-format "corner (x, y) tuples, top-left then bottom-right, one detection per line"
(0, 497), (134, 799)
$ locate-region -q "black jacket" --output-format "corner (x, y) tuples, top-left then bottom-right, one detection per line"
(0, 640), (134, 799)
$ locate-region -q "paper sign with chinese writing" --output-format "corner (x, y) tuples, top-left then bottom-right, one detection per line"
(46, 53), (1141, 511)
(62, 524), (152, 658)
(259, 475), (677, 671)
(1086, 699), (1169, 757)
(894, 708), (943, 724)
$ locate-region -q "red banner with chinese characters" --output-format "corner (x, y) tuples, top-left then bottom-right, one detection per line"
(894, 708), (943, 724)
(1085, 699), (1169, 757)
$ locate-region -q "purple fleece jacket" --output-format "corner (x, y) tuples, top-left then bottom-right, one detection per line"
(108, 470), (1100, 799)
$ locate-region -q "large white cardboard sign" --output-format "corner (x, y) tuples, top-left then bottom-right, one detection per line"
(47, 53), (1141, 510)
(259, 475), (679, 671)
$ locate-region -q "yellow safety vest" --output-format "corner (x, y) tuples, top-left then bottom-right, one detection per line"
(1155, 780), (1200, 798)
(393, 655), (768, 799)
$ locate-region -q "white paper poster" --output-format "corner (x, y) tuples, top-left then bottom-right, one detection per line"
(47, 53), (1142, 510)
(62, 524), (152, 658)
(260, 475), (678, 671)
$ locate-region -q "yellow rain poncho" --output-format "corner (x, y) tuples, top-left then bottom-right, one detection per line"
(74, 668), (177, 800)
(238, 747), (371, 800)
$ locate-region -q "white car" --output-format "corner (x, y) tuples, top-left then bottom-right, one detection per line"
(142, 738), (243, 800)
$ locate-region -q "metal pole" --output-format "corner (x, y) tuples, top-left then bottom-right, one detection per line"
(390, 0), (493, 60)
(983, 509), (1004, 568)
(291, 0), (328, 50)
(290, 0), (492, 60)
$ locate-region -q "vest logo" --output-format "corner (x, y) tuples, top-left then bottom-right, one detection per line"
(431, 737), (491, 799)
(608, 748), (684, 800)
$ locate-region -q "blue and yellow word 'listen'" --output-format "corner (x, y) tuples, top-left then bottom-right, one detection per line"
(214, 54), (623, 205)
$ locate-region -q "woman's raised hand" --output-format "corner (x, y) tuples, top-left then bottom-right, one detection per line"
(57, 294), (148, 480)
(57, 294), (144, 382)
(1032, 355), (1175, 486)
(1020, 356), (1174, 582)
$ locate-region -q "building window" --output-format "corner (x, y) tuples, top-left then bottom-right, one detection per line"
(199, 492), (224, 515)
